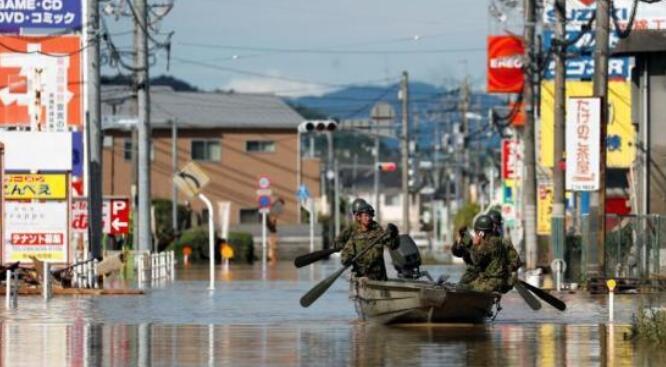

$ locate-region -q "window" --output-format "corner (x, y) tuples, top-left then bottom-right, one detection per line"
(246, 140), (275, 153)
(191, 139), (221, 161)
(123, 139), (132, 161)
(239, 208), (260, 224)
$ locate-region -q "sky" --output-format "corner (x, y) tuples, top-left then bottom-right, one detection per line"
(103, 0), (499, 97)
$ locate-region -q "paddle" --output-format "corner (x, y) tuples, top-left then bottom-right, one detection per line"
(300, 234), (387, 308)
(514, 281), (542, 310)
(294, 248), (339, 268)
(519, 280), (567, 311)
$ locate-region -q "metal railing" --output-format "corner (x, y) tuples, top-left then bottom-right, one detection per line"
(70, 258), (100, 289)
(135, 251), (176, 285)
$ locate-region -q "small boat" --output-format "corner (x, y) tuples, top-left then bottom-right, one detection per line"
(350, 277), (501, 324)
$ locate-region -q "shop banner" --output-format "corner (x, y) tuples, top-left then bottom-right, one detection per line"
(487, 35), (524, 93)
(4, 173), (67, 200)
(566, 97), (601, 191)
(4, 201), (68, 262)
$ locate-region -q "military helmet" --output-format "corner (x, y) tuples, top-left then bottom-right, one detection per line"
(355, 201), (375, 217)
(488, 209), (503, 225)
(351, 198), (369, 215)
(474, 215), (494, 232)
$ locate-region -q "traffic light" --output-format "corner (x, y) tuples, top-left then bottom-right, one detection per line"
(298, 120), (338, 133)
(407, 158), (420, 191)
(377, 162), (397, 172)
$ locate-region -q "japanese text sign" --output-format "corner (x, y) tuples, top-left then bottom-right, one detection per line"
(501, 139), (523, 181)
(566, 97), (601, 191)
(71, 197), (130, 235)
(3, 201), (68, 262)
(3, 173), (67, 199)
(0, 0), (81, 32)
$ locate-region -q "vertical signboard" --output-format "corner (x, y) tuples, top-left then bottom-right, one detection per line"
(0, 0), (82, 33)
(537, 184), (553, 235)
(566, 97), (601, 191)
(0, 36), (82, 129)
(487, 35), (524, 93)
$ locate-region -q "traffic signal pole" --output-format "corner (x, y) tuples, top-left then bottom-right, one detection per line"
(401, 71), (410, 234)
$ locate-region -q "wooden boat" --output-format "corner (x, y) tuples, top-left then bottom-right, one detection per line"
(350, 277), (501, 324)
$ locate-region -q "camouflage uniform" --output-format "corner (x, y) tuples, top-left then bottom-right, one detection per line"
(502, 237), (522, 292)
(340, 221), (399, 281)
(465, 235), (509, 293)
(451, 230), (480, 286)
(333, 223), (358, 251)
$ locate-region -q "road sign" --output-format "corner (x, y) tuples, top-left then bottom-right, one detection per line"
(296, 185), (310, 202)
(258, 176), (271, 189)
(258, 195), (271, 209)
(71, 197), (130, 235)
(173, 162), (210, 198)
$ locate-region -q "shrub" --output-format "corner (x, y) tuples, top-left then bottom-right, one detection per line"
(227, 232), (255, 264)
(168, 226), (210, 263)
(152, 198), (192, 251)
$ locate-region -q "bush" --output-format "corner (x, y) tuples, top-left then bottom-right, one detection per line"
(631, 306), (666, 344)
(168, 226), (210, 263)
(453, 202), (480, 232)
(152, 198), (192, 251)
(227, 232), (255, 264)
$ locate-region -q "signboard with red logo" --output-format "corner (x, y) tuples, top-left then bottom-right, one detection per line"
(3, 201), (68, 263)
(487, 35), (524, 93)
(501, 139), (523, 181)
(0, 36), (82, 129)
(71, 198), (131, 236)
(566, 97), (600, 191)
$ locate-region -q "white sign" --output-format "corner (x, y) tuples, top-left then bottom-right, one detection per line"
(0, 131), (72, 171)
(258, 176), (271, 189)
(218, 201), (231, 240)
(566, 97), (601, 191)
(543, 0), (666, 30)
(4, 201), (69, 263)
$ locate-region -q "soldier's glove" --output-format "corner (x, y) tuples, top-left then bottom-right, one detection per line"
(386, 223), (399, 239)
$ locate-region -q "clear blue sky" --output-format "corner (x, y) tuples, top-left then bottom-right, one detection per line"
(104, 0), (491, 96)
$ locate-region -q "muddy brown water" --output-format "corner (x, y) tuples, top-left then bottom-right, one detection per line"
(1, 262), (665, 366)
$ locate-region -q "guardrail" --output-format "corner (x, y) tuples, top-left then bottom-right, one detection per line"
(135, 251), (176, 285)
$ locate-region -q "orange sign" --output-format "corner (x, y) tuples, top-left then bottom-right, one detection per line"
(0, 36), (82, 129)
(487, 36), (525, 93)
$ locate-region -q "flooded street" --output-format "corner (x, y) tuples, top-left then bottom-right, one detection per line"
(1, 262), (666, 366)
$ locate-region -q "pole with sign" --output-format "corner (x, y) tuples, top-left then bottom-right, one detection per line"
(296, 185), (314, 253)
(173, 162), (214, 290)
(257, 176), (272, 274)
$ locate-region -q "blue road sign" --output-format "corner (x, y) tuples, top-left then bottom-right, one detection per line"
(296, 185), (310, 202)
(258, 195), (271, 208)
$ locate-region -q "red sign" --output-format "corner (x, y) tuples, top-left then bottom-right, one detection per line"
(501, 139), (522, 180)
(509, 102), (525, 127)
(487, 36), (525, 93)
(11, 233), (64, 245)
(378, 162), (397, 172)
(71, 198), (131, 235)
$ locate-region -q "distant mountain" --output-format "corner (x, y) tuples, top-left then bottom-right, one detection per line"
(101, 74), (199, 92)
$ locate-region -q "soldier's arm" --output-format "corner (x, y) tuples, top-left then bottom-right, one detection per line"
(340, 239), (355, 266)
(452, 233), (472, 258)
(504, 239), (522, 271)
(333, 226), (353, 251)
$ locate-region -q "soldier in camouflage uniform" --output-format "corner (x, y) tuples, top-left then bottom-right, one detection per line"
(332, 198), (367, 251)
(451, 225), (479, 287)
(340, 202), (399, 281)
(464, 215), (509, 293)
(488, 209), (522, 292)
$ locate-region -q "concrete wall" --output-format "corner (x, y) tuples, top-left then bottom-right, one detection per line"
(102, 128), (320, 226)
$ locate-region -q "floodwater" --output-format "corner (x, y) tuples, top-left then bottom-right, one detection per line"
(1, 261), (666, 366)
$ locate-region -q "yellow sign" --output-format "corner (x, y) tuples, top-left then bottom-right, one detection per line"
(539, 81), (635, 168)
(607, 279), (617, 291)
(3, 174), (67, 200)
(537, 184), (553, 235)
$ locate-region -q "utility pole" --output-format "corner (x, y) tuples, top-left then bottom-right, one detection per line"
(135, 0), (152, 252)
(326, 131), (335, 242)
(373, 136), (381, 222)
(400, 71), (410, 234)
(460, 78), (470, 203)
(523, 0), (538, 269)
(86, 0), (103, 259)
(592, 0), (610, 275)
(552, 0), (567, 262)
(171, 119), (178, 235)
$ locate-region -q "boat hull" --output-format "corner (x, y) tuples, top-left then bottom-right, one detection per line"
(350, 278), (499, 324)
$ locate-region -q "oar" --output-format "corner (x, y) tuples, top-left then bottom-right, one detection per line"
(519, 280), (567, 311)
(300, 236), (384, 308)
(294, 248), (339, 268)
(514, 281), (542, 310)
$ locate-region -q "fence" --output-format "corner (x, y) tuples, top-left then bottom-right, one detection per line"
(135, 251), (176, 285)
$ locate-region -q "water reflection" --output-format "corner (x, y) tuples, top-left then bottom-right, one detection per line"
(2, 321), (666, 367)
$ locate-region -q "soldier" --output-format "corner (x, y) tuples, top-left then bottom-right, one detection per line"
(340, 202), (399, 281)
(333, 198), (367, 250)
(451, 224), (479, 287)
(465, 215), (509, 293)
(488, 209), (522, 292)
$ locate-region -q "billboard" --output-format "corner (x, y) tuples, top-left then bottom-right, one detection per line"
(4, 173), (67, 200)
(0, 0), (82, 32)
(0, 131), (72, 171)
(566, 97), (601, 191)
(0, 36), (82, 129)
(501, 139), (523, 181)
(487, 35), (524, 93)
(4, 201), (68, 262)
(537, 184), (553, 235)
(71, 198), (131, 235)
(543, 0), (666, 30)
(539, 81), (635, 168)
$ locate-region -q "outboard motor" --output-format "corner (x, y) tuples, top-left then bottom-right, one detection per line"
(389, 234), (431, 280)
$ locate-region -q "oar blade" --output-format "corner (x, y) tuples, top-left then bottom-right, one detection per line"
(520, 281), (567, 311)
(300, 266), (347, 308)
(294, 248), (337, 268)
(515, 282), (542, 311)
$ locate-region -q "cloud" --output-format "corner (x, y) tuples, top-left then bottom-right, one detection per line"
(222, 75), (335, 98)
